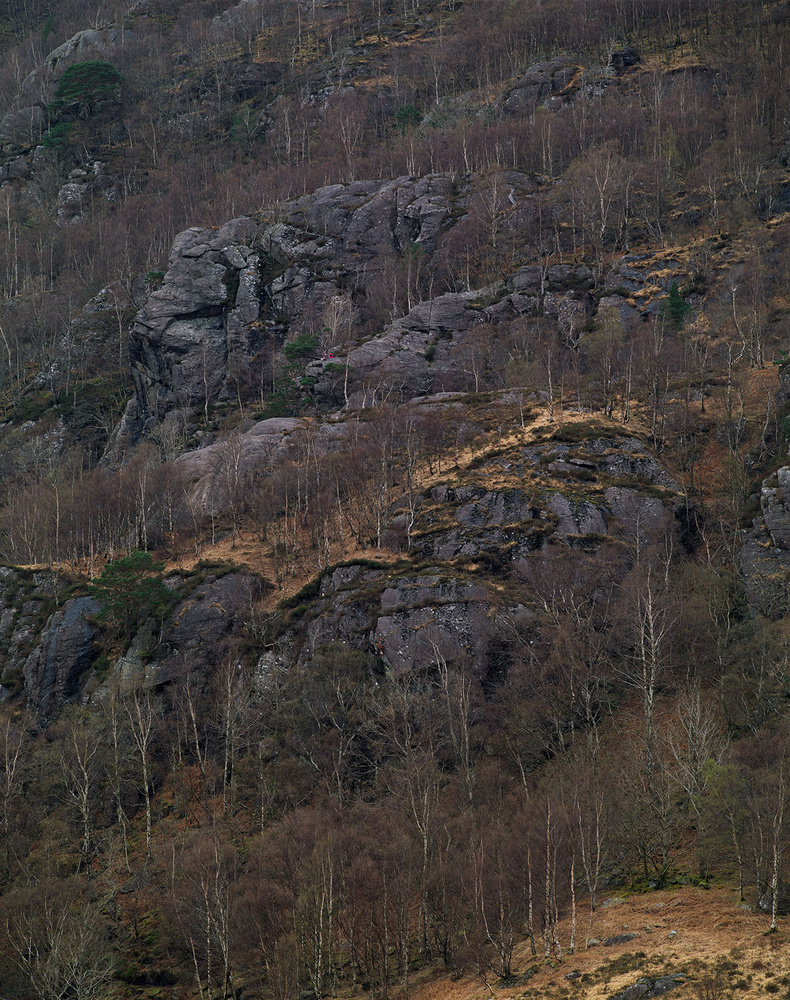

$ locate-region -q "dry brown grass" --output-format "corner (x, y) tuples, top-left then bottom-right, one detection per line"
(406, 887), (790, 1000)
(29, 374), (774, 613)
(163, 402), (655, 602)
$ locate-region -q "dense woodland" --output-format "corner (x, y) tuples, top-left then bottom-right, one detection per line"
(1, 2), (790, 999)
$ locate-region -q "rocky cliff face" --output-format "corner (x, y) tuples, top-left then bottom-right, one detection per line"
(738, 366), (790, 617)
(291, 424), (684, 678)
(0, 408), (687, 717)
(0, 562), (264, 718)
(0, 77), (772, 718)
(151, 569), (262, 685)
(79, 165), (698, 702)
(119, 171), (608, 441)
(0, 42), (781, 738)
(0, 158), (696, 715)
(121, 175), (463, 437)
(126, 216), (261, 436)
(0, 570), (99, 713)
(741, 466), (790, 616)
(22, 595), (99, 718)
(120, 161), (716, 450)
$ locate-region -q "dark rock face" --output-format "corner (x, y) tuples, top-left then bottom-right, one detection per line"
(0, 566), (263, 713)
(417, 435), (681, 562)
(739, 368), (790, 615)
(329, 290), (483, 405)
(603, 252), (691, 318)
(610, 47), (640, 73)
(22, 597), (100, 718)
(759, 466), (790, 547)
(0, 106), (44, 148)
(509, 262), (594, 295)
(128, 217), (260, 434)
(126, 176), (460, 432)
(305, 564), (389, 656)
(522, 434), (678, 484)
(301, 563), (495, 676)
(152, 572), (262, 684)
(501, 58), (582, 115)
(294, 431), (683, 677)
(312, 259), (594, 405)
(547, 493), (607, 537)
(0, 570), (65, 705)
(278, 174), (453, 258)
(125, 173), (606, 432)
(373, 574), (491, 674)
(741, 464), (790, 616)
(0, 430), (684, 712)
(125, 168), (699, 438)
(418, 485), (546, 562)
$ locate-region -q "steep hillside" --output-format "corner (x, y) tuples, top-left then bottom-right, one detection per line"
(3, 2), (790, 1000)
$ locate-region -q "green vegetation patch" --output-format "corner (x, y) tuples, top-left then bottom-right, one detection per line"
(49, 60), (124, 110)
(40, 121), (74, 149)
(535, 419), (639, 444)
(89, 551), (174, 647)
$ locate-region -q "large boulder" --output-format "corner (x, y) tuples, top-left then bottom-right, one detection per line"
(175, 417), (306, 512)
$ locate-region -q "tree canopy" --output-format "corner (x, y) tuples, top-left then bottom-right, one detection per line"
(88, 551), (172, 645)
(49, 60), (123, 111)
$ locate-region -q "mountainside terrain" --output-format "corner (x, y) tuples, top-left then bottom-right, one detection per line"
(2, 2), (790, 999)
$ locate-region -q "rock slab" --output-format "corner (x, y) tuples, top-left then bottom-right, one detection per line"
(23, 596), (99, 718)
